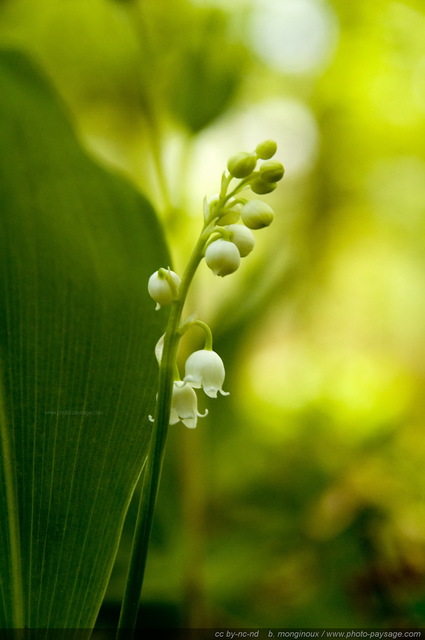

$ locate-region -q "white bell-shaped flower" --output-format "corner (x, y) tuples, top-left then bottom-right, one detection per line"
(205, 239), (240, 277)
(148, 269), (181, 310)
(169, 381), (207, 429)
(184, 349), (229, 398)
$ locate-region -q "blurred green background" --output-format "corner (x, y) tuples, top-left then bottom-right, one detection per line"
(2, 0), (425, 629)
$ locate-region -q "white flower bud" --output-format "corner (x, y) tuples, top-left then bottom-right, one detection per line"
(184, 350), (229, 398)
(205, 240), (241, 277)
(148, 269), (181, 310)
(226, 224), (255, 257)
(241, 200), (274, 229)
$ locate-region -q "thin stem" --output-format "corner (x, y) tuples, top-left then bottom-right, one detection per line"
(177, 318), (213, 352)
(116, 224), (210, 638)
(192, 320), (213, 351)
(225, 176), (252, 202)
(115, 308), (178, 638)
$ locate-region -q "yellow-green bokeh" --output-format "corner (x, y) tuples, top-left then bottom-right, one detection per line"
(2, 0), (425, 628)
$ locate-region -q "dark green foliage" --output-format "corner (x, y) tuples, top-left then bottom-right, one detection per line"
(0, 50), (169, 629)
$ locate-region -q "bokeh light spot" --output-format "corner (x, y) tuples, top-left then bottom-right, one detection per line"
(249, 0), (339, 74)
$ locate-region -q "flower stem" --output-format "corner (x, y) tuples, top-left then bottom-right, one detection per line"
(115, 224), (210, 638)
(192, 320), (213, 351)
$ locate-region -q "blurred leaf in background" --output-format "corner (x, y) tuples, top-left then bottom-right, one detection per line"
(1, 0), (425, 631)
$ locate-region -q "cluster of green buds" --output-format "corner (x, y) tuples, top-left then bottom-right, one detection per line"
(148, 140), (284, 428)
(203, 139), (284, 277)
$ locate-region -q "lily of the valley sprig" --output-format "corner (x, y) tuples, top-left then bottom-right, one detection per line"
(148, 139), (284, 430)
(117, 140), (284, 637)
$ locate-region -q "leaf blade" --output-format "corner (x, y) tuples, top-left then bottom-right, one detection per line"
(0, 49), (168, 629)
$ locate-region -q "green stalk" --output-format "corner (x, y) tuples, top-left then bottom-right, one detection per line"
(116, 225), (212, 638)
(0, 378), (25, 628)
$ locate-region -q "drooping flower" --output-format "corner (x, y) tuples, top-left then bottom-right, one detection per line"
(205, 239), (240, 277)
(169, 381), (207, 429)
(148, 268), (181, 310)
(184, 349), (229, 398)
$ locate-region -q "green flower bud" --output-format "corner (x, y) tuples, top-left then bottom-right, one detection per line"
(241, 200), (274, 229)
(255, 139), (277, 160)
(250, 175), (277, 195)
(227, 152), (257, 179)
(226, 224), (255, 257)
(260, 160), (285, 183)
(205, 239), (241, 276)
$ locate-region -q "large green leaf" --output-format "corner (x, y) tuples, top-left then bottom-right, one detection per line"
(0, 50), (169, 630)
